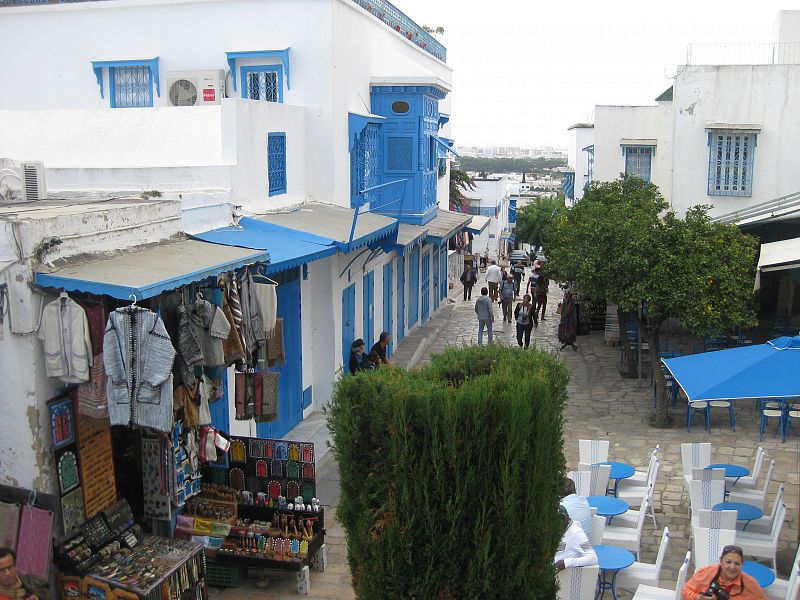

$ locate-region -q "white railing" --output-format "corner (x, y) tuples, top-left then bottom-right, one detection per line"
(686, 43), (800, 65)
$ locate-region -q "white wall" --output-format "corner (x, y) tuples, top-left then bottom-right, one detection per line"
(773, 10), (800, 44)
(465, 178), (509, 261)
(670, 64), (800, 217)
(570, 126), (595, 202)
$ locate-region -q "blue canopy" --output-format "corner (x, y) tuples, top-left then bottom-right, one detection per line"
(662, 336), (800, 401)
(192, 217), (338, 274)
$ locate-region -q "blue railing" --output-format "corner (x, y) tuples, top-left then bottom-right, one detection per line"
(351, 0), (447, 62)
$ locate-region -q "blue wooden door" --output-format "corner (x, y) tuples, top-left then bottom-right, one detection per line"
(396, 255), (405, 343)
(257, 276), (302, 439)
(432, 247), (440, 311)
(440, 247), (448, 301)
(342, 283), (356, 372)
(421, 252), (430, 322)
(383, 262), (393, 357)
(362, 271), (375, 348)
(408, 248), (419, 326)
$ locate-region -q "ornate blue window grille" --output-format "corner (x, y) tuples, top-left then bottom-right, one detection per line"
(350, 123), (379, 208)
(110, 66), (152, 108)
(242, 66), (282, 103)
(707, 130), (756, 197)
(623, 146), (653, 183)
(267, 132), (287, 196)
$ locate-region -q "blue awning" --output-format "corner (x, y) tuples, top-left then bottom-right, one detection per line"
(499, 233), (516, 243)
(432, 135), (460, 158)
(192, 217), (338, 274)
(348, 112), (385, 152)
(35, 239), (269, 301)
(508, 198), (517, 224)
(466, 215), (490, 235)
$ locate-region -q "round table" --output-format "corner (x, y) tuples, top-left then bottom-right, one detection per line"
(594, 545), (635, 600)
(713, 502), (764, 529)
(597, 461), (635, 497)
(743, 561), (775, 587)
(706, 463), (750, 492)
(587, 496), (628, 522)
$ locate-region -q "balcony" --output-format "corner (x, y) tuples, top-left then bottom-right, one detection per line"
(686, 42), (800, 65)
(351, 0), (447, 62)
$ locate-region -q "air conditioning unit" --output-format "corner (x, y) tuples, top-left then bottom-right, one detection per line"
(166, 70), (226, 107)
(0, 159), (47, 203)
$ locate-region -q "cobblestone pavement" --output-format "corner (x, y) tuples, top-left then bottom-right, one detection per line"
(213, 277), (799, 599)
(421, 279), (800, 598)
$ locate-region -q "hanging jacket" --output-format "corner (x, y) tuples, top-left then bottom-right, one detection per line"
(186, 298), (230, 367)
(103, 306), (176, 432)
(39, 296), (93, 383)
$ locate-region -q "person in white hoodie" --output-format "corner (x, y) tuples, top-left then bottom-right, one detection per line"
(554, 504), (598, 574)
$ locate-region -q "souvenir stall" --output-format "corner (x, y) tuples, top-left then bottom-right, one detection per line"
(27, 240), (315, 596)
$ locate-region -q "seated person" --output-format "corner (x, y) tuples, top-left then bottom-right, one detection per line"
(554, 504), (597, 574)
(560, 478), (592, 538)
(370, 332), (391, 365)
(0, 548), (49, 600)
(360, 351), (381, 371)
(682, 545), (767, 600)
(348, 339), (365, 375)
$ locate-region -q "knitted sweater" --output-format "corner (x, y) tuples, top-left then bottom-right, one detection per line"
(104, 306), (176, 432)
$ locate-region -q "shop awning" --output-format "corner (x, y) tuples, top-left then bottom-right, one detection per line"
(424, 210), (473, 243)
(254, 202), (397, 253)
(466, 215), (490, 235)
(382, 224), (427, 253)
(35, 239), (269, 301)
(754, 237), (800, 290)
(500, 233), (516, 243)
(191, 217), (338, 274)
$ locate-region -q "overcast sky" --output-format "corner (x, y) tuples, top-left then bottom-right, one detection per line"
(394, 0), (790, 147)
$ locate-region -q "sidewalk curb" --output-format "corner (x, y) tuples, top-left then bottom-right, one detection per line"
(393, 303), (457, 370)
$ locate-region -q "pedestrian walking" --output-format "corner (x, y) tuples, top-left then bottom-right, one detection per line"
(459, 264), (478, 301)
(485, 260), (501, 301)
(525, 268), (539, 296)
(474, 287), (494, 346)
(534, 268), (549, 321)
(514, 293), (537, 348)
(499, 275), (516, 323)
(512, 261), (525, 297)
(558, 288), (578, 351)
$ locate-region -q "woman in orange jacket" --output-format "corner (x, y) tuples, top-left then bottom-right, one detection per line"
(682, 545), (767, 600)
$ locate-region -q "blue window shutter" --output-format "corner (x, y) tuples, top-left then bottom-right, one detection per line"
(350, 123), (379, 208)
(268, 132), (287, 196)
(707, 130), (755, 197)
(623, 146), (653, 183)
(386, 136), (413, 171)
(110, 65), (153, 108)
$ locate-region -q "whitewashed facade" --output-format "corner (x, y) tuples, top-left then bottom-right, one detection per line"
(465, 177), (511, 262)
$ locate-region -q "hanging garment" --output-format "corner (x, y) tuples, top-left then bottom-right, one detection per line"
(39, 296), (93, 384)
(15, 505), (53, 579)
(239, 271), (277, 354)
(257, 282), (278, 338)
(257, 371), (279, 423)
(227, 275), (247, 353)
(197, 374), (214, 426)
(73, 355), (109, 419)
(221, 299), (245, 364)
(199, 426), (217, 463)
(77, 302), (106, 355)
(0, 501), (20, 550)
(186, 298), (230, 367)
(234, 371), (278, 421)
(266, 318), (285, 366)
(174, 305), (204, 386)
(103, 306), (176, 433)
(173, 382), (201, 428)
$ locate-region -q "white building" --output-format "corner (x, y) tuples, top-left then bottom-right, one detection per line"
(565, 124), (595, 204)
(464, 177), (512, 262)
(568, 11), (800, 219)
(0, 0), (473, 491)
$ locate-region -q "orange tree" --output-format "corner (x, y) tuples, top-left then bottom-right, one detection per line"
(544, 175), (758, 426)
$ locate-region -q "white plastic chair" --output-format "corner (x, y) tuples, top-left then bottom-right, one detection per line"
(632, 550), (690, 600)
(567, 470), (592, 497)
(681, 442), (711, 495)
(556, 564), (600, 600)
(695, 508), (737, 529)
(736, 501), (786, 571)
(688, 478), (725, 520)
(602, 495), (648, 558)
(618, 445), (660, 488)
(619, 459), (660, 527)
(691, 467), (725, 481)
(692, 526), (737, 568)
(764, 542), (800, 600)
(577, 462), (612, 497)
(742, 483), (784, 534)
(578, 439), (609, 465)
(728, 459), (775, 511)
(590, 514), (606, 546)
(615, 527), (670, 592)
(732, 446), (765, 490)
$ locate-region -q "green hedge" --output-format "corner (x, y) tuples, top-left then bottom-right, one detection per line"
(328, 345), (569, 599)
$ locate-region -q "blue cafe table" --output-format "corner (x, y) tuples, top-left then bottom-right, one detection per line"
(597, 461), (635, 497)
(706, 463), (750, 492)
(594, 545), (635, 600)
(743, 561), (775, 587)
(588, 496), (628, 524)
(713, 502), (764, 529)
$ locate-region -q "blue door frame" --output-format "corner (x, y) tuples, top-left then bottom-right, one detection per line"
(383, 262), (393, 357)
(440, 247), (448, 301)
(432, 247), (440, 312)
(408, 248), (419, 326)
(342, 283), (356, 372)
(256, 276), (302, 439)
(421, 251), (430, 322)
(396, 255), (405, 343)
(363, 270), (375, 348)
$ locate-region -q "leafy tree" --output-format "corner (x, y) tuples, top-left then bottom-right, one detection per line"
(544, 175), (758, 426)
(449, 168), (475, 213)
(516, 195), (564, 252)
(459, 156), (567, 175)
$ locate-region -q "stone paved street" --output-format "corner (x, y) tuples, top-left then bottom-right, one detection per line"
(213, 277), (799, 599)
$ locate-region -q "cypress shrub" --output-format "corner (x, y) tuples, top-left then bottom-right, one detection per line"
(327, 345), (568, 599)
